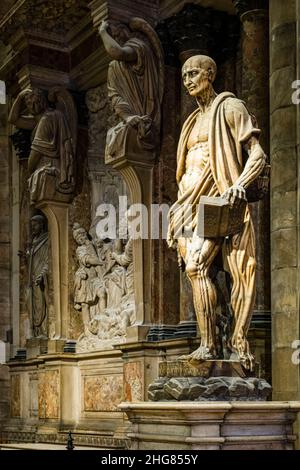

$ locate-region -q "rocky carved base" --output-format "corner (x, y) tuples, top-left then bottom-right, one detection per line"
(148, 359), (272, 401)
(148, 376), (271, 401)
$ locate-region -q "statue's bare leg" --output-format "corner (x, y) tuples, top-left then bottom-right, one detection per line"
(225, 220), (256, 370)
(181, 237), (222, 362)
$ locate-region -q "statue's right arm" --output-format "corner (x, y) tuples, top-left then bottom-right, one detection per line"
(8, 92), (36, 130)
(98, 20), (137, 62)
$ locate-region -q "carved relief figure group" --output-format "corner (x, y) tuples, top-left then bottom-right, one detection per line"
(73, 224), (135, 349)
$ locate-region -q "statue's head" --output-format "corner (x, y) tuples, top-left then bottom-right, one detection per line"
(110, 22), (131, 45)
(31, 214), (47, 237)
(73, 223), (89, 245)
(182, 55), (217, 97)
(24, 88), (48, 115)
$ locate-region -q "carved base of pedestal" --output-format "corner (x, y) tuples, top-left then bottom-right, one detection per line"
(148, 360), (271, 401)
(26, 338), (48, 359)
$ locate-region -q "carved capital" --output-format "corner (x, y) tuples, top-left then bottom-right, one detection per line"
(157, 3), (240, 65)
(232, 0), (268, 17)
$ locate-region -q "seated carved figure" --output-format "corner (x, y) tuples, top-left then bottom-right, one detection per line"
(9, 87), (77, 204)
(98, 18), (164, 160)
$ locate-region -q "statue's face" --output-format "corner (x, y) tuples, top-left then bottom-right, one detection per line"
(31, 220), (43, 237)
(182, 56), (215, 97)
(25, 91), (46, 116)
(75, 230), (88, 245)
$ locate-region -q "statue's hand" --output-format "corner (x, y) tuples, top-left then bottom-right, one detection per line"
(126, 115), (142, 127)
(99, 20), (109, 35)
(35, 274), (44, 286)
(222, 184), (247, 207)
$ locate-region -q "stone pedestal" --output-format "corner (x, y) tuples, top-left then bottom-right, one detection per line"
(148, 360), (271, 401)
(119, 401), (300, 450)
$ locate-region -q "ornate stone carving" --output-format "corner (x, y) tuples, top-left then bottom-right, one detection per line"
(167, 55), (268, 370)
(98, 17), (164, 161)
(20, 214), (49, 338)
(85, 85), (117, 154)
(73, 224), (135, 352)
(8, 87), (77, 205)
(0, 0), (90, 45)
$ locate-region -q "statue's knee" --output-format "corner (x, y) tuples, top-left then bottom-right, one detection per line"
(186, 259), (198, 278)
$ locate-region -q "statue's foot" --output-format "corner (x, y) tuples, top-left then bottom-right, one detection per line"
(238, 351), (255, 371)
(179, 346), (216, 363)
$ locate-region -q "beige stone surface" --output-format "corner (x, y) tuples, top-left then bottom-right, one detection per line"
(270, 0), (296, 30)
(120, 401), (300, 450)
(270, 22), (296, 72)
(124, 362), (143, 402)
(271, 268), (298, 313)
(10, 375), (20, 418)
(270, 106), (296, 154)
(271, 228), (297, 270)
(83, 374), (123, 412)
(38, 370), (59, 419)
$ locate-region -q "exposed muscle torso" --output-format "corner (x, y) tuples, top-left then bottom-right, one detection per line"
(180, 108), (214, 194)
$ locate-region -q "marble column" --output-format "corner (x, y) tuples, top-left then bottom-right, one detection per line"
(269, 0), (300, 410)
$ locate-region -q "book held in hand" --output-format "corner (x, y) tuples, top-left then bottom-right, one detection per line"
(197, 196), (247, 238)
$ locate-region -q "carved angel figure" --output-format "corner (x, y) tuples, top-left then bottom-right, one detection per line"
(8, 87), (77, 204)
(99, 17), (164, 158)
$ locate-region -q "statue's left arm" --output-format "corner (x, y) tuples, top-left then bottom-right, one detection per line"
(222, 99), (266, 205)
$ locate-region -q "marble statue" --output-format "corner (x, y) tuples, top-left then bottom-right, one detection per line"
(167, 55), (267, 370)
(73, 224), (105, 336)
(8, 87), (77, 204)
(98, 17), (164, 158)
(24, 215), (49, 338)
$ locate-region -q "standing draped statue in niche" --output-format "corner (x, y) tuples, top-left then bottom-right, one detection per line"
(167, 55), (268, 371)
(8, 87), (77, 204)
(98, 17), (164, 159)
(73, 224), (105, 336)
(20, 215), (49, 338)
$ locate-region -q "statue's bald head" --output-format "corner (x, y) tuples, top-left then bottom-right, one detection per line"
(182, 55), (217, 98)
(182, 55), (217, 83)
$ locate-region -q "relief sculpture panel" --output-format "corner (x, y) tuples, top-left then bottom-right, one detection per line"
(73, 224), (135, 352)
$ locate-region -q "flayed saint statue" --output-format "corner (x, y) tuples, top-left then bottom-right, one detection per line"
(167, 55), (267, 370)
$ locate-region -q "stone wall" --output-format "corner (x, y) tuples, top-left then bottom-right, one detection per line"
(270, 0), (300, 446)
(0, 101), (10, 421)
